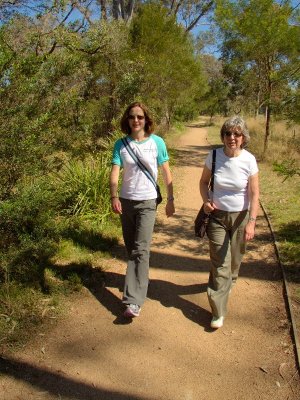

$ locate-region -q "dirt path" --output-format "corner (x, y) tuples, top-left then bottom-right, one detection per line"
(1, 123), (300, 400)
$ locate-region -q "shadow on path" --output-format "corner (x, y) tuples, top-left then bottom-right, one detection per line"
(0, 357), (151, 400)
(185, 122), (214, 129)
(174, 145), (220, 167)
(91, 271), (211, 328)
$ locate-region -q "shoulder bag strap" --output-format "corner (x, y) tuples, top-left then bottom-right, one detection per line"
(121, 137), (159, 192)
(210, 149), (216, 192)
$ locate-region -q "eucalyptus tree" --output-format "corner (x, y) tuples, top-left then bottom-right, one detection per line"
(129, 3), (208, 126)
(0, 0), (210, 187)
(0, 17), (91, 198)
(215, 0), (299, 157)
(158, 0), (215, 32)
(0, 13), (133, 195)
(95, 0), (215, 29)
(0, 0), (216, 33)
(284, 85), (300, 124)
(199, 55), (229, 119)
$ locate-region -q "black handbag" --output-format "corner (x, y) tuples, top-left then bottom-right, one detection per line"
(194, 149), (216, 238)
(156, 184), (163, 205)
(121, 137), (162, 206)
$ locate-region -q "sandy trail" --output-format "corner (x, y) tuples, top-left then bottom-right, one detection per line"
(1, 122), (299, 400)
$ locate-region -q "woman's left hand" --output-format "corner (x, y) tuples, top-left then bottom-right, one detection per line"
(244, 221), (255, 241)
(165, 200), (175, 217)
(160, 161), (175, 218)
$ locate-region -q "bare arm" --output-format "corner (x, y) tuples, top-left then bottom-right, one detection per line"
(200, 165), (215, 213)
(244, 172), (259, 241)
(109, 164), (122, 214)
(161, 161), (175, 217)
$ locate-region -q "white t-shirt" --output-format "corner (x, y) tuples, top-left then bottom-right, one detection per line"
(112, 134), (169, 201)
(205, 147), (258, 212)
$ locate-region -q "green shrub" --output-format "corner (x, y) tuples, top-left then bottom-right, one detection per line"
(0, 179), (59, 286)
(53, 152), (112, 226)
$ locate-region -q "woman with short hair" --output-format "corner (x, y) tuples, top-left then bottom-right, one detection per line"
(200, 116), (259, 329)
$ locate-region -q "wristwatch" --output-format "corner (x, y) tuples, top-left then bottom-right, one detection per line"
(167, 196), (174, 201)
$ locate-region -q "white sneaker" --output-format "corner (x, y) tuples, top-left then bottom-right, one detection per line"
(210, 316), (224, 329)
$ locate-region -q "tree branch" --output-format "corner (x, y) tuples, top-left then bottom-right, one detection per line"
(47, 40), (57, 55)
(186, 1), (214, 32)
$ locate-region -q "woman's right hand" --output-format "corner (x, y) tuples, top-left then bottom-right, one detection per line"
(111, 197), (122, 214)
(203, 201), (215, 214)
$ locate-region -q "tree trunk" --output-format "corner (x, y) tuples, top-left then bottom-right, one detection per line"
(112, 0), (121, 19)
(263, 59), (273, 160)
(99, 0), (108, 20)
(263, 104), (271, 159)
(256, 90), (260, 117)
(112, 0), (135, 21)
(126, 0), (135, 23)
(164, 109), (171, 131)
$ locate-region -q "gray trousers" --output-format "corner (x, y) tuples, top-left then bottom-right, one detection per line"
(120, 198), (157, 307)
(206, 209), (249, 318)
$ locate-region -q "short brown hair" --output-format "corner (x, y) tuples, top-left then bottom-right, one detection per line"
(220, 116), (250, 148)
(120, 102), (155, 135)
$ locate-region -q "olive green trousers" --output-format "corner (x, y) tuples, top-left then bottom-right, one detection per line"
(206, 209), (249, 318)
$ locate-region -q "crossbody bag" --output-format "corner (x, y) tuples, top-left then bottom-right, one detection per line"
(121, 137), (163, 206)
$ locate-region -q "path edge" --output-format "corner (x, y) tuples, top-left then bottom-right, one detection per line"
(260, 200), (300, 375)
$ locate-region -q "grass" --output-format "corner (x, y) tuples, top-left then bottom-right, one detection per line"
(53, 217), (121, 268)
(0, 281), (62, 351)
(0, 220), (121, 352)
(246, 117), (300, 278)
(259, 163), (300, 273)
(0, 209), (121, 353)
(53, 153), (112, 225)
(247, 116), (300, 163)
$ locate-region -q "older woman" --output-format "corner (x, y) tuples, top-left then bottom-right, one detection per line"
(110, 102), (175, 318)
(200, 116), (259, 329)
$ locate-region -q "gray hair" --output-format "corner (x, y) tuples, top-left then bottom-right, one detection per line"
(220, 116), (250, 148)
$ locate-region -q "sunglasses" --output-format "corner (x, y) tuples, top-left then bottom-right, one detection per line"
(128, 115), (145, 120)
(224, 131), (243, 138)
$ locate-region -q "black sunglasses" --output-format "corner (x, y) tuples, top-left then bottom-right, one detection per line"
(224, 131), (243, 138)
(128, 115), (145, 120)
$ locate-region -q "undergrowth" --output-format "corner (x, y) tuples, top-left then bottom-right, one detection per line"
(0, 133), (122, 350)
